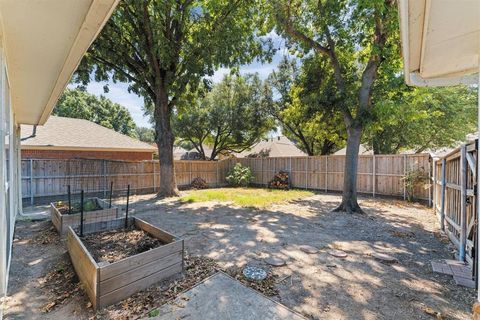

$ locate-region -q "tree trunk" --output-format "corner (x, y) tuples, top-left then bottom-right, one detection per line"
(154, 92), (179, 197)
(334, 125), (364, 214)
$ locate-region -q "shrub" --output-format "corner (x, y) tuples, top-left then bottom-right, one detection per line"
(226, 163), (253, 187)
(402, 168), (430, 202)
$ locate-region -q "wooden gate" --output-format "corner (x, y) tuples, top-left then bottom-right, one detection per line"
(433, 141), (477, 267)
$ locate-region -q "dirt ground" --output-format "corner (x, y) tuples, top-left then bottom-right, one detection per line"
(4, 192), (476, 320)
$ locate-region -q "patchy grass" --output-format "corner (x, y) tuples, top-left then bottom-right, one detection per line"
(180, 187), (314, 208)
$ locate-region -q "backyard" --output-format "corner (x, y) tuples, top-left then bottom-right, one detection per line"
(4, 188), (475, 320)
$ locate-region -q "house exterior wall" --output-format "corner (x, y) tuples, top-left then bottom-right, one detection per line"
(0, 46), (21, 309)
(22, 149), (154, 161)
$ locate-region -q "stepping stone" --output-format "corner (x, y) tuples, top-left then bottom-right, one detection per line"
(328, 250), (348, 258)
(243, 266), (267, 281)
(264, 257), (286, 267)
(152, 273), (306, 320)
(371, 252), (397, 263)
(299, 245), (319, 254)
(450, 265), (472, 278)
(445, 259), (467, 266)
(454, 276), (476, 288)
(431, 261), (453, 275)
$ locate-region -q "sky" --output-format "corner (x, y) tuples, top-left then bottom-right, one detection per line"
(84, 35), (294, 128)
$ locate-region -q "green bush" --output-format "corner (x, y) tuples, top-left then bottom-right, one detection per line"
(402, 168), (429, 202)
(226, 163), (253, 187)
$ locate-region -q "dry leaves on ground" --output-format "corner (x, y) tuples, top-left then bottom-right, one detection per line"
(39, 258), (81, 313)
(82, 227), (164, 263)
(30, 225), (59, 245)
(99, 255), (220, 319)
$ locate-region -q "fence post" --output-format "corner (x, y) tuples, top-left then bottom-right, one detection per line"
(216, 161), (219, 187)
(153, 161), (156, 192)
(403, 154), (407, 200)
(103, 160), (107, 198)
(372, 155), (376, 197)
(29, 158), (33, 206)
(440, 158), (446, 231)
(305, 157), (308, 189)
(428, 156), (432, 207)
(189, 161), (192, 184)
(289, 157), (292, 186)
(432, 159), (436, 211)
(325, 156), (328, 192)
(460, 144), (467, 261)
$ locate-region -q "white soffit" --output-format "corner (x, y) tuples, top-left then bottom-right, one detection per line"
(399, 0), (480, 86)
(0, 0), (118, 125)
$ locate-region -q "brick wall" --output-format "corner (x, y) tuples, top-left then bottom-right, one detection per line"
(22, 149), (154, 161)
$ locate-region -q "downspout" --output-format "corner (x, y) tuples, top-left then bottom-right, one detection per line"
(477, 60), (480, 302)
(17, 125), (39, 216)
(20, 125), (36, 141)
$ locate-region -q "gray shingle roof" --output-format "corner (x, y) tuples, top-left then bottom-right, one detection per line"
(21, 116), (156, 152)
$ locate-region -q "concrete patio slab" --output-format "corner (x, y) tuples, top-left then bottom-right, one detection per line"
(149, 272), (306, 320)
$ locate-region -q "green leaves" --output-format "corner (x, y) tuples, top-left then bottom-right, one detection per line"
(173, 74), (274, 159)
(266, 56), (345, 155)
(226, 163), (254, 187)
(75, 0), (270, 109)
(364, 85), (477, 154)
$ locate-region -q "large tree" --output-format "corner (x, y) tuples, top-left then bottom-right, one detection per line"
(271, 0), (398, 213)
(267, 56), (345, 155)
(174, 74), (274, 160)
(135, 126), (156, 143)
(54, 88), (137, 137)
(365, 85), (477, 154)
(74, 0), (269, 196)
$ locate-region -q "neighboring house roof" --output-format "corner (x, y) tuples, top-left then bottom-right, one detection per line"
(236, 136), (307, 158)
(334, 144), (373, 156)
(21, 116), (156, 152)
(173, 146), (188, 160)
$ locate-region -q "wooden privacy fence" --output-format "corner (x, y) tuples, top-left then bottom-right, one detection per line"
(433, 141), (477, 267)
(230, 154), (431, 201)
(22, 153), (431, 205)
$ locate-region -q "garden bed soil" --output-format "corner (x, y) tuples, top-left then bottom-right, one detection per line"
(81, 226), (165, 263)
(55, 198), (103, 215)
(66, 217), (184, 309)
(51, 197), (119, 235)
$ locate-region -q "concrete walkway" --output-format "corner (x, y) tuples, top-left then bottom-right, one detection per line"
(150, 272), (306, 320)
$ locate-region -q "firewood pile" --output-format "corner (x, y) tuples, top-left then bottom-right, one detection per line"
(268, 171), (290, 189)
(191, 177), (208, 189)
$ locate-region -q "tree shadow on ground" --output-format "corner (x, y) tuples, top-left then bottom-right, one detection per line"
(133, 193), (474, 320)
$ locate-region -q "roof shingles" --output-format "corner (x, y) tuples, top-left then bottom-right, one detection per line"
(21, 116), (156, 152)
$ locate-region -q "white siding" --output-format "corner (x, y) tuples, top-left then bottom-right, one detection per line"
(0, 43), (20, 315)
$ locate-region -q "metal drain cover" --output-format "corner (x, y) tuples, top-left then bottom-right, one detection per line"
(243, 266), (267, 281)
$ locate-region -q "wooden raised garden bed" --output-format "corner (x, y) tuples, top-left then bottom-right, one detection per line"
(51, 198), (119, 235)
(66, 217), (184, 309)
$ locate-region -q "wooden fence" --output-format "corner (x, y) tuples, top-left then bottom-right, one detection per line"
(22, 154), (431, 205)
(433, 141), (477, 267)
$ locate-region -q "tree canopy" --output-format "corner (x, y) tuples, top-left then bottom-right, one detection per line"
(267, 56), (345, 155)
(365, 85), (477, 154)
(53, 88), (137, 137)
(73, 0), (271, 196)
(135, 127), (156, 143)
(174, 74), (274, 160)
